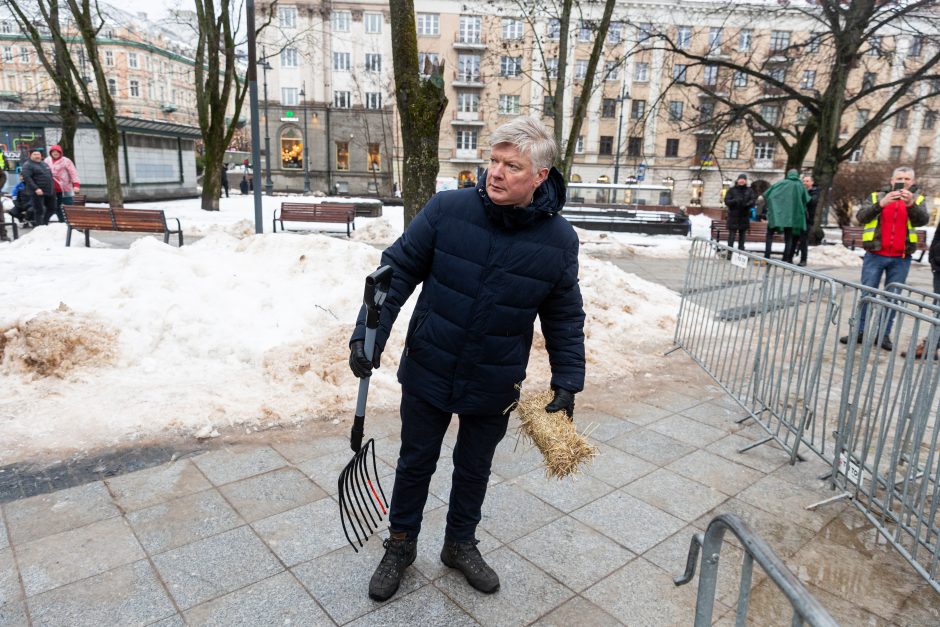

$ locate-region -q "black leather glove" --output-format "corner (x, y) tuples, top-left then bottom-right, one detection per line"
(349, 340), (382, 379)
(545, 387), (575, 420)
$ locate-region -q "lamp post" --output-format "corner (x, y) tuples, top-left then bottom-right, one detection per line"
(299, 81), (310, 194)
(245, 0), (263, 233)
(259, 48), (274, 196)
(613, 83), (629, 186)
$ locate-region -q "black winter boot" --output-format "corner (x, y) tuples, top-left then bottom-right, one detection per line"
(368, 533), (417, 601)
(441, 538), (500, 593)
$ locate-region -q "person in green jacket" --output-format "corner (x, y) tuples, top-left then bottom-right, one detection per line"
(763, 169), (809, 263)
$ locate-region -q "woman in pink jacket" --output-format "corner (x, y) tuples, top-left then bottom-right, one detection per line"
(44, 144), (80, 222)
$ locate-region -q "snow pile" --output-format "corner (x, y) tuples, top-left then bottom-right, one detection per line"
(811, 243), (864, 267)
(351, 217), (400, 247)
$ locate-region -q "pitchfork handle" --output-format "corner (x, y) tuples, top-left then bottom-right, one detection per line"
(351, 266), (393, 453)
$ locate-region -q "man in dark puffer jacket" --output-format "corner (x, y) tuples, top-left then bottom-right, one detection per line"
(348, 117), (586, 601)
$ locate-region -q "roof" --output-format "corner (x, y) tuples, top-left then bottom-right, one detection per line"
(0, 110), (202, 138)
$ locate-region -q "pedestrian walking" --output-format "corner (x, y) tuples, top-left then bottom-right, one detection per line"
(840, 166), (928, 351)
(763, 169), (809, 263)
(347, 116), (585, 602)
(724, 173), (756, 252)
(220, 164), (230, 198)
(44, 144), (80, 223)
(794, 175), (819, 267)
(21, 148), (57, 226)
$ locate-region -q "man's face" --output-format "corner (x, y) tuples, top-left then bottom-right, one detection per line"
(486, 143), (548, 207)
(736, 178), (746, 186)
(891, 171), (915, 189)
(29, 151), (42, 162)
(802, 176), (814, 190)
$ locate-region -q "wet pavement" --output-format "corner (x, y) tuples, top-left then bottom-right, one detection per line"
(1, 246), (939, 626)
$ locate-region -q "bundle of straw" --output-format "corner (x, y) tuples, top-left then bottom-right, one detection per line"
(515, 389), (599, 479)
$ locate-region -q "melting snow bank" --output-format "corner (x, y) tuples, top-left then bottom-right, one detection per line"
(0, 227), (677, 462)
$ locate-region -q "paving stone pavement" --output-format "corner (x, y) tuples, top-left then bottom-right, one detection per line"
(1, 249), (939, 626)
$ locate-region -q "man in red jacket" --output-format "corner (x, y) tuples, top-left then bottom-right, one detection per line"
(840, 166), (928, 350)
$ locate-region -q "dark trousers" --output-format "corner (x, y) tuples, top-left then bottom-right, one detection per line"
(389, 390), (508, 542)
(31, 193), (58, 225)
(764, 227), (796, 263)
(727, 229), (746, 251)
(795, 230), (809, 264)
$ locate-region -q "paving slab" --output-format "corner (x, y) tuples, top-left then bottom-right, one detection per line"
(579, 442), (657, 488)
(0, 601), (28, 627)
(191, 445), (288, 486)
(0, 509), (7, 551)
(512, 466), (614, 513)
(617, 400), (675, 426)
(126, 488), (242, 554)
(269, 434), (351, 465)
(679, 399), (749, 431)
(478, 481), (564, 544)
(574, 409), (637, 442)
(606, 427), (695, 466)
(251, 497), (350, 566)
(2, 481), (119, 545)
(410, 504), (500, 581)
(0, 548), (21, 608)
(648, 413), (729, 447)
(571, 490), (685, 554)
(737, 475), (843, 533)
(105, 459), (212, 512)
(296, 447), (395, 496)
(26, 559), (175, 627)
(622, 468), (729, 522)
(147, 615), (186, 627)
(151, 525), (283, 610)
(692, 497), (819, 558)
(705, 433), (789, 474)
(666, 449), (765, 497)
(344, 584), (478, 627)
(219, 466), (327, 523)
(531, 595), (624, 627)
(183, 571), (331, 627)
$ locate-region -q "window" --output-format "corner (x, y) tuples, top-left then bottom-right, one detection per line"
(604, 60), (618, 80)
(909, 36), (923, 58)
(770, 30), (790, 52)
(895, 110), (909, 129)
(0, 21), (10, 34)
(365, 53), (382, 72)
(333, 90), (351, 108)
(417, 52), (439, 76)
(547, 19), (560, 41)
(760, 104), (781, 125)
(627, 137), (642, 157)
(800, 70), (816, 90)
(458, 55), (480, 81)
(104, 50), (114, 66)
(579, 21), (592, 42)
(332, 11), (350, 32)
(546, 58), (558, 79)
(128, 52), (138, 68)
(868, 36), (881, 56)
(281, 87), (298, 105)
(638, 22), (652, 43)
(498, 94), (520, 114)
(889, 145), (902, 161)
(668, 101), (683, 121)
(916, 146), (930, 163)
(574, 59), (588, 80)
(456, 129), (477, 150)
(368, 143), (381, 171)
(699, 100), (715, 122)
(542, 95), (554, 117)
(733, 71), (748, 87)
(630, 100), (646, 120)
(634, 62), (649, 82)
(500, 56), (522, 77)
(365, 12), (382, 34)
(19, 47), (29, 62)
(739, 29), (752, 52)
(607, 22), (622, 43)
(673, 64), (687, 82)
(768, 66), (786, 84)
(333, 52), (350, 71)
(107, 78), (117, 96)
(278, 6), (297, 28)
(725, 140), (740, 159)
(502, 18), (524, 40)
(754, 141), (775, 160)
(862, 72), (876, 91)
(280, 127), (302, 168)
(336, 141), (349, 170)
(416, 13), (439, 36)
(2, 47), (11, 63)
(457, 92), (479, 112)
(575, 136), (584, 153)
(806, 34), (821, 53)
(665, 138), (679, 157)
(129, 79), (140, 97)
(365, 92), (382, 109)
(282, 48), (299, 68)
(796, 106), (809, 124)
(849, 146), (863, 163)
(599, 136), (613, 156)
(677, 26), (691, 49)
(924, 111), (936, 130)
(704, 66), (718, 86)
(708, 27), (722, 49)
(459, 16), (481, 43)
(602, 98), (617, 118)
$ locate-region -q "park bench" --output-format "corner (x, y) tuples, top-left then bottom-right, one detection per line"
(842, 225), (927, 261)
(710, 220), (785, 255)
(273, 202), (356, 236)
(64, 205), (183, 247)
(1, 207), (18, 241)
(71, 193), (86, 206)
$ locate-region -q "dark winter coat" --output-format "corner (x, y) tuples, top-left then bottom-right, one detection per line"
(350, 167), (586, 415)
(805, 185), (819, 225)
(21, 159), (54, 196)
(724, 185), (756, 231)
(930, 228), (940, 274)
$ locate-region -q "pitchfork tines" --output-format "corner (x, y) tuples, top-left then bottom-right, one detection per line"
(338, 437), (389, 552)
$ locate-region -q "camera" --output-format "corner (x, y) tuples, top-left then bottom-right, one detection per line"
(893, 182), (905, 191)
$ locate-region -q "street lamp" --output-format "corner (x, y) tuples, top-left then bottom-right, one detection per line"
(259, 48), (274, 196)
(613, 83), (629, 185)
(299, 81), (310, 194)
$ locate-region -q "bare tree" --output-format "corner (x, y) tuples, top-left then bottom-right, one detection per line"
(830, 161), (895, 226)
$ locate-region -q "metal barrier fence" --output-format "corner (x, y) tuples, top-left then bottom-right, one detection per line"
(676, 237), (940, 593)
(675, 513), (839, 627)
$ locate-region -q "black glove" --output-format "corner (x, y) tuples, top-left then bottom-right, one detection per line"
(349, 340), (382, 379)
(545, 387), (575, 420)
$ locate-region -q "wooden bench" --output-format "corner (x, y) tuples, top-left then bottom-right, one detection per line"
(64, 205), (183, 247)
(842, 225), (927, 261)
(273, 202), (356, 236)
(710, 220), (785, 254)
(71, 193), (86, 206)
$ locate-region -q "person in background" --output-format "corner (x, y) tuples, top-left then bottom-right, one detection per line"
(9, 174), (31, 224)
(763, 169), (809, 263)
(724, 173), (756, 253)
(841, 166), (928, 351)
(239, 174), (249, 195)
(21, 148), (57, 226)
(44, 144), (79, 222)
(794, 175), (819, 267)
(220, 163), (230, 198)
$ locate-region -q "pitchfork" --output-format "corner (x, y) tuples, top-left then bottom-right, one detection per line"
(338, 265), (393, 552)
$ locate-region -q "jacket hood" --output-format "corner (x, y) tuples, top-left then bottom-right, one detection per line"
(786, 169), (800, 181)
(48, 145), (63, 159)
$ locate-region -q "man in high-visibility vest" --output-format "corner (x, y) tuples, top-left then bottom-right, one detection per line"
(840, 166), (928, 351)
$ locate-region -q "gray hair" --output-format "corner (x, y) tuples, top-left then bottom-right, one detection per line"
(893, 166), (915, 179)
(489, 116), (557, 172)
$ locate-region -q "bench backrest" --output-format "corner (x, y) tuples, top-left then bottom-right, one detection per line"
(71, 193), (87, 206)
(111, 208), (168, 233)
(280, 202), (354, 220)
(64, 205), (114, 229)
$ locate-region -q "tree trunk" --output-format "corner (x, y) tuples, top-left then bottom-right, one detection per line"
(99, 125), (123, 207)
(551, 0), (573, 157)
(200, 132), (223, 211)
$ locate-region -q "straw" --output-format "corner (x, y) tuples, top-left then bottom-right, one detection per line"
(515, 389), (599, 479)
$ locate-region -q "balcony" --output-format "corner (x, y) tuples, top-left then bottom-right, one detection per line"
(451, 109), (484, 125)
(449, 147), (486, 164)
(752, 158), (786, 171)
(453, 32), (487, 50)
(453, 70), (485, 88)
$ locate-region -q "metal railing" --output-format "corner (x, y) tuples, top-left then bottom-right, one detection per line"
(675, 514), (839, 626)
